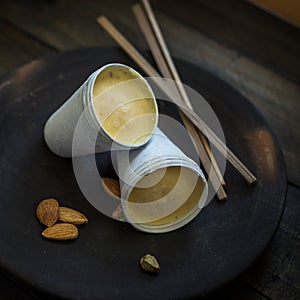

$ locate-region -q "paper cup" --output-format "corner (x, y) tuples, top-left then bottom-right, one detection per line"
(114, 128), (208, 233)
(44, 63), (158, 157)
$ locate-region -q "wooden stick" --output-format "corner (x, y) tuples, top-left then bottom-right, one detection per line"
(132, 4), (226, 199)
(183, 108), (257, 184)
(180, 112), (227, 200)
(135, 2), (226, 188)
(96, 16), (257, 184)
(198, 132), (226, 186)
(97, 16), (160, 78)
(141, 0), (192, 109)
(132, 4), (171, 79)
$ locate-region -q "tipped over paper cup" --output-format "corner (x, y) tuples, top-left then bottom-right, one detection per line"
(44, 63), (158, 157)
(114, 128), (208, 233)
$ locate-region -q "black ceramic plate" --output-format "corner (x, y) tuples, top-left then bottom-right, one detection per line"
(0, 47), (286, 299)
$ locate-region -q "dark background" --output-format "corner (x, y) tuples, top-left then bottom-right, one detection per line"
(0, 0), (299, 299)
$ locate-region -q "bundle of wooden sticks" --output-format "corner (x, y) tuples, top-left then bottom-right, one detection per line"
(97, 0), (257, 201)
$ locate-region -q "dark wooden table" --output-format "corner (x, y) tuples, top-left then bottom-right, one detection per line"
(0, 0), (299, 299)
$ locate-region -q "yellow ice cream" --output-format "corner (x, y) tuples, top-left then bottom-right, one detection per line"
(92, 65), (157, 146)
(126, 166), (205, 226)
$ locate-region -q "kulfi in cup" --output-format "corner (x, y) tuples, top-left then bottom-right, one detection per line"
(44, 63), (158, 157)
(115, 128), (208, 233)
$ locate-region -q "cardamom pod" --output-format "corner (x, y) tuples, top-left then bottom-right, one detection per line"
(140, 254), (160, 272)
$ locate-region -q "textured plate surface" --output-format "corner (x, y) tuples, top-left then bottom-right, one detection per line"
(0, 47), (286, 299)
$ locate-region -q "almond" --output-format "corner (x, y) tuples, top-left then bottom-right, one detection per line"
(42, 223), (78, 240)
(112, 204), (126, 221)
(36, 198), (59, 227)
(58, 207), (88, 225)
(102, 178), (121, 199)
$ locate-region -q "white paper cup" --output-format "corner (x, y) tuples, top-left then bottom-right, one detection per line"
(114, 128), (208, 233)
(44, 63), (158, 157)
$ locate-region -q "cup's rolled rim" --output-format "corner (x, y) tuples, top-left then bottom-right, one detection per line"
(120, 163), (208, 234)
(88, 63), (159, 148)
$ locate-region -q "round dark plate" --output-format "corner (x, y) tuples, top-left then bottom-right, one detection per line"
(0, 47), (286, 299)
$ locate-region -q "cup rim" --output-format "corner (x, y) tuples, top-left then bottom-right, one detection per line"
(121, 163), (208, 234)
(88, 63), (159, 148)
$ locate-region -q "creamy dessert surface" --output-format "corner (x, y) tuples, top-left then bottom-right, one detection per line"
(92, 65), (157, 145)
(126, 166), (204, 226)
